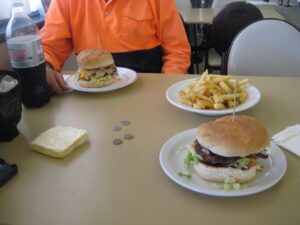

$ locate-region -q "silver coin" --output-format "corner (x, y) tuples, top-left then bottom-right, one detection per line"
(124, 134), (134, 140)
(112, 124), (122, 131)
(113, 138), (123, 145)
(121, 120), (130, 126)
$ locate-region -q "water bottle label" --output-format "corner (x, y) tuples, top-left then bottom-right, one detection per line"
(7, 35), (45, 68)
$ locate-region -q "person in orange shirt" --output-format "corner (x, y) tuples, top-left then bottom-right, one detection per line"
(41, 0), (191, 94)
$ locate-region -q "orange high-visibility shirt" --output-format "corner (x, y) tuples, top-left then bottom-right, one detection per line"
(41, 0), (191, 74)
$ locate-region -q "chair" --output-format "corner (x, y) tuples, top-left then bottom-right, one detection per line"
(205, 2), (263, 73)
(227, 19), (300, 76)
(206, 0), (247, 73)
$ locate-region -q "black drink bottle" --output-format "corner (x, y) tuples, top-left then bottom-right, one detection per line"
(6, 0), (50, 108)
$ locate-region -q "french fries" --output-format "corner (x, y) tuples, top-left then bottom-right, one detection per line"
(179, 70), (248, 110)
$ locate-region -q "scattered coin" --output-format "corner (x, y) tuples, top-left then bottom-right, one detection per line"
(112, 121), (133, 145)
(124, 133), (134, 140)
(113, 138), (123, 145)
(112, 124), (122, 131)
(121, 120), (130, 126)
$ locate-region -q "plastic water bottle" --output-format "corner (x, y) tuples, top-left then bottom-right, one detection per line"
(6, 0), (50, 108)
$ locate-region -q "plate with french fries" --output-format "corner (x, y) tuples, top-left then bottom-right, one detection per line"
(166, 72), (261, 116)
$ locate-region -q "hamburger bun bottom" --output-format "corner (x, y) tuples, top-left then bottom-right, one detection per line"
(194, 161), (256, 183)
(78, 77), (116, 88)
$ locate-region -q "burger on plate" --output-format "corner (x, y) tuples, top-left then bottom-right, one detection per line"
(190, 115), (269, 184)
(76, 49), (118, 88)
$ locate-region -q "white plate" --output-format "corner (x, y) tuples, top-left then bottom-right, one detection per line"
(166, 78), (261, 116)
(66, 67), (138, 93)
(159, 128), (287, 197)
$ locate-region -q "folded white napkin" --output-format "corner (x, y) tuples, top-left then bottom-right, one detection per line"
(273, 124), (300, 157)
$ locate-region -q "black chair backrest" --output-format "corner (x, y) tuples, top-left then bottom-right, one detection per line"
(210, 2), (263, 55)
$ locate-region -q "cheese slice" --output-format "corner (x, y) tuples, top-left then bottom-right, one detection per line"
(30, 126), (88, 158)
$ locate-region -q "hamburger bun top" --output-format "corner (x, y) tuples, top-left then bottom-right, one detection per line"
(77, 49), (114, 69)
(196, 115), (270, 157)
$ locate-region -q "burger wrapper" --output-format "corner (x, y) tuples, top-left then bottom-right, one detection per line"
(273, 124), (300, 157)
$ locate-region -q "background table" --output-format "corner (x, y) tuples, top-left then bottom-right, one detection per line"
(0, 74), (299, 225)
(179, 5), (285, 24)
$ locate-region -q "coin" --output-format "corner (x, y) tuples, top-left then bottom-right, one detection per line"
(113, 138), (123, 145)
(112, 124), (122, 131)
(124, 134), (134, 140)
(121, 120), (130, 126)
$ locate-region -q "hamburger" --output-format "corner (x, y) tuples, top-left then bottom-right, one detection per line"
(189, 115), (269, 184)
(76, 49), (118, 88)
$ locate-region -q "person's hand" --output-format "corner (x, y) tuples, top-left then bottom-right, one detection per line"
(46, 65), (68, 95)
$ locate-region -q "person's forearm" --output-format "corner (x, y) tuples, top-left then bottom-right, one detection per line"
(157, 0), (191, 74)
(162, 51), (191, 74)
(41, 0), (73, 71)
